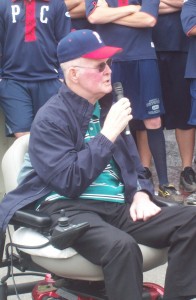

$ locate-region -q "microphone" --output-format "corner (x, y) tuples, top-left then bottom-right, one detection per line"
(113, 82), (131, 135)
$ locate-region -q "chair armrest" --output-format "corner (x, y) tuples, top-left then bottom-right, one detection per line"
(153, 196), (183, 207)
(10, 209), (52, 229)
(11, 210), (89, 250)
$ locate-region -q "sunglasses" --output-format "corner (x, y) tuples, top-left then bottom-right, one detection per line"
(73, 59), (111, 73)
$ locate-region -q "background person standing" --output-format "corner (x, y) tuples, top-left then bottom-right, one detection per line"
(85, 0), (182, 201)
(181, 0), (196, 204)
(0, 0), (71, 138)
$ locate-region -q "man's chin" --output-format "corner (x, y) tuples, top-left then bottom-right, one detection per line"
(104, 85), (112, 94)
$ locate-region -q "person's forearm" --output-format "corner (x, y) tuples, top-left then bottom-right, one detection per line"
(65, 0), (86, 18)
(159, 2), (180, 14)
(161, 0), (183, 8)
(70, 2), (86, 18)
(64, 0), (82, 10)
(88, 6), (157, 28)
(113, 11), (157, 28)
(101, 0), (159, 28)
(87, 0), (159, 27)
(88, 5), (140, 24)
(158, 0), (182, 14)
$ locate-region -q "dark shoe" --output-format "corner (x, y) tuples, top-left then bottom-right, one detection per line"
(179, 167), (196, 193)
(158, 184), (183, 203)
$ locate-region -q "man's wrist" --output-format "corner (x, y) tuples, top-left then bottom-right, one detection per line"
(130, 5), (141, 14)
(100, 129), (117, 143)
(135, 190), (153, 200)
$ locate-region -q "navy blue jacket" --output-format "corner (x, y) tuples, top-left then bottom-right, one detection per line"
(0, 84), (154, 233)
(0, 0), (71, 81)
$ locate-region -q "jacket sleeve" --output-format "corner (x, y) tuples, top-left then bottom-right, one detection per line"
(29, 119), (115, 199)
(181, 0), (196, 36)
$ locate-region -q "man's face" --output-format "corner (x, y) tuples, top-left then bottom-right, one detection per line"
(74, 58), (112, 104)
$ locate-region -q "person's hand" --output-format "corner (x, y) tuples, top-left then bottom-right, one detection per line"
(101, 98), (132, 142)
(130, 191), (161, 222)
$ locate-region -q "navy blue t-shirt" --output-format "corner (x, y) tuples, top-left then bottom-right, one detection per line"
(181, 0), (196, 78)
(153, 11), (188, 52)
(71, 18), (95, 30)
(85, 0), (159, 61)
(0, 0), (71, 81)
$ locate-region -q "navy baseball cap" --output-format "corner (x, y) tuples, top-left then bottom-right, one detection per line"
(57, 29), (122, 63)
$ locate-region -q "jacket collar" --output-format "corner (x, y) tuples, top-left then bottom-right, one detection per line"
(59, 84), (95, 135)
(59, 83), (113, 134)
(59, 83), (94, 115)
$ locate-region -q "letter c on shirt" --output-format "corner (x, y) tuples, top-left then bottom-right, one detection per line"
(40, 6), (49, 24)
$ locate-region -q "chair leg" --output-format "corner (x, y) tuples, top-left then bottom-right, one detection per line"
(0, 231), (7, 300)
(0, 282), (8, 300)
(0, 231), (5, 265)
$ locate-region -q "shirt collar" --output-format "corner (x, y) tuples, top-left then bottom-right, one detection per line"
(92, 102), (101, 119)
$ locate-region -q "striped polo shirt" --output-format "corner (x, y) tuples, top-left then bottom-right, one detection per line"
(36, 102), (125, 210)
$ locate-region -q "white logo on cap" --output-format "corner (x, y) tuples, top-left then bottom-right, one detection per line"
(92, 31), (102, 44)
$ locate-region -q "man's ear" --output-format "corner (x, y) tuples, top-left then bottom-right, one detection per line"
(69, 67), (79, 83)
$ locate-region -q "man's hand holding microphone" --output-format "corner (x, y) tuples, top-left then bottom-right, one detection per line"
(101, 82), (132, 143)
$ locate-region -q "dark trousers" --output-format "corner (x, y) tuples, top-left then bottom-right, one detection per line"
(40, 200), (196, 300)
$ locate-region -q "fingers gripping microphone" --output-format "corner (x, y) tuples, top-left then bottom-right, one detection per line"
(113, 82), (131, 135)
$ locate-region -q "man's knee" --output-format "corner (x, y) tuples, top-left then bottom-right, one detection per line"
(103, 234), (142, 264)
(144, 117), (162, 129)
